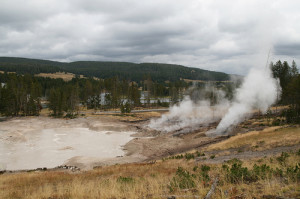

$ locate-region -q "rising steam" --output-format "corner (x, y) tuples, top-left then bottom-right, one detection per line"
(214, 67), (279, 134)
(149, 63), (280, 135)
(148, 87), (230, 133)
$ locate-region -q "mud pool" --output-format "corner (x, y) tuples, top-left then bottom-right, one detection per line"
(0, 126), (135, 170)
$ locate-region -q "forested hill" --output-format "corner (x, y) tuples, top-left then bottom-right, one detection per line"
(0, 57), (229, 82)
(0, 57), (64, 74)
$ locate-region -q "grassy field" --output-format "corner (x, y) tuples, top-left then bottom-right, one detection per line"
(35, 72), (85, 81)
(0, 71), (15, 74)
(0, 149), (299, 198)
(206, 126), (300, 152)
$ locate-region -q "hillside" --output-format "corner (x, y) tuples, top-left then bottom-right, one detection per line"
(0, 57), (229, 82)
(0, 57), (63, 74)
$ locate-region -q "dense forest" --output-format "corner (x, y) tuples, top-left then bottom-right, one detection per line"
(0, 57), (230, 82)
(270, 60), (300, 123)
(0, 72), (192, 117)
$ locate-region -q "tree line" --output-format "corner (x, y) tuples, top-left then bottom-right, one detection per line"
(0, 57), (230, 83)
(270, 60), (300, 123)
(0, 72), (191, 117)
(0, 74), (41, 116)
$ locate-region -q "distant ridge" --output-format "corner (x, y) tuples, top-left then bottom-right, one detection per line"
(0, 57), (230, 82)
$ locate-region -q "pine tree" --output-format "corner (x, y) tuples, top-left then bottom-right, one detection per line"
(65, 84), (80, 117)
(48, 88), (59, 116)
(271, 60), (292, 103)
(291, 60), (299, 76)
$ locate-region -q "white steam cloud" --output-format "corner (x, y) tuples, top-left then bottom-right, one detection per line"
(149, 63), (280, 135)
(214, 67), (279, 134)
(148, 88), (230, 133)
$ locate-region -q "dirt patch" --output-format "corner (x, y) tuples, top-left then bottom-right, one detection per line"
(123, 125), (230, 162)
(197, 144), (300, 164)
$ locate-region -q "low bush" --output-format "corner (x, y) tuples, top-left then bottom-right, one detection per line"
(276, 152), (290, 165)
(117, 176), (134, 184)
(169, 167), (196, 192)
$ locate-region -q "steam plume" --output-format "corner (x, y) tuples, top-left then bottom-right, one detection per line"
(148, 88), (230, 133)
(149, 63), (280, 135)
(214, 67), (279, 134)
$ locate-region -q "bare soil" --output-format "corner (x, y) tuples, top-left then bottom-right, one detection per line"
(1, 111), (299, 172)
(197, 144), (300, 164)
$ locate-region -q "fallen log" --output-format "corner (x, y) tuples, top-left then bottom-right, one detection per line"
(204, 177), (219, 199)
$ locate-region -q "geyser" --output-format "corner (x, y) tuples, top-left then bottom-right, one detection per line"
(214, 66), (280, 135)
(149, 61), (280, 136)
(148, 88), (230, 133)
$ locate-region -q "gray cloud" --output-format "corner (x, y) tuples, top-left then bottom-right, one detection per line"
(0, 0), (299, 75)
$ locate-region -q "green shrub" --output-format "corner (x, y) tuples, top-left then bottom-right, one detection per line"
(252, 164), (272, 180)
(193, 166), (198, 172)
(199, 165), (210, 182)
(120, 102), (131, 113)
(226, 158), (243, 165)
(222, 164), (229, 171)
(196, 151), (205, 157)
(184, 153), (195, 160)
(64, 113), (78, 119)
(272, 118), (281, 126)
(286, 163), (300, 182)
(276, 152), (290, 165)
(117, 176), (134, 184)
(274, 168), (283, 177)
(201, 165), (210, 173)
(227, 162), (253, 183)
(169, 167), (196, 192)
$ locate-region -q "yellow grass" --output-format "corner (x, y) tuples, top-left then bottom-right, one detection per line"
(105, 111), (163, 122)
(0, 152), (299, 199)
(206, 126), (300, 151)
(182, 78), (233, 83)
(0, 71), (16, 74)
(35, 72), (85, 81)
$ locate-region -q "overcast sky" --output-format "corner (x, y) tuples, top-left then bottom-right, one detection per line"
(0, 0), (299, 75)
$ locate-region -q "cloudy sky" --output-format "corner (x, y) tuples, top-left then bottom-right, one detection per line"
(0, 0), (299, 75)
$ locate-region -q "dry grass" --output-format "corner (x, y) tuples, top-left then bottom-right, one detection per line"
(0, 71), (16, 74)
(39, 106), (164, 121)
(0, 152), (299, 199)
(206, 126), (300, 151)
(0, 161), (187, 199)
(35, 72), (85, 81)
(106, 111), (163, 122)
(182, 79), (232, 83)
(40, 108), (51, 116)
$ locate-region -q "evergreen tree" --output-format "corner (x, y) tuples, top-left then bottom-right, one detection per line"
(65, 84), (80, 117)
(284, 74), (300, 123)
(170, 86), (179, 105)
(48, 87), (66, 117)
(271, 60), (291, 103)
(128, 82), (140, 107)
(291, 60), (299, 76)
